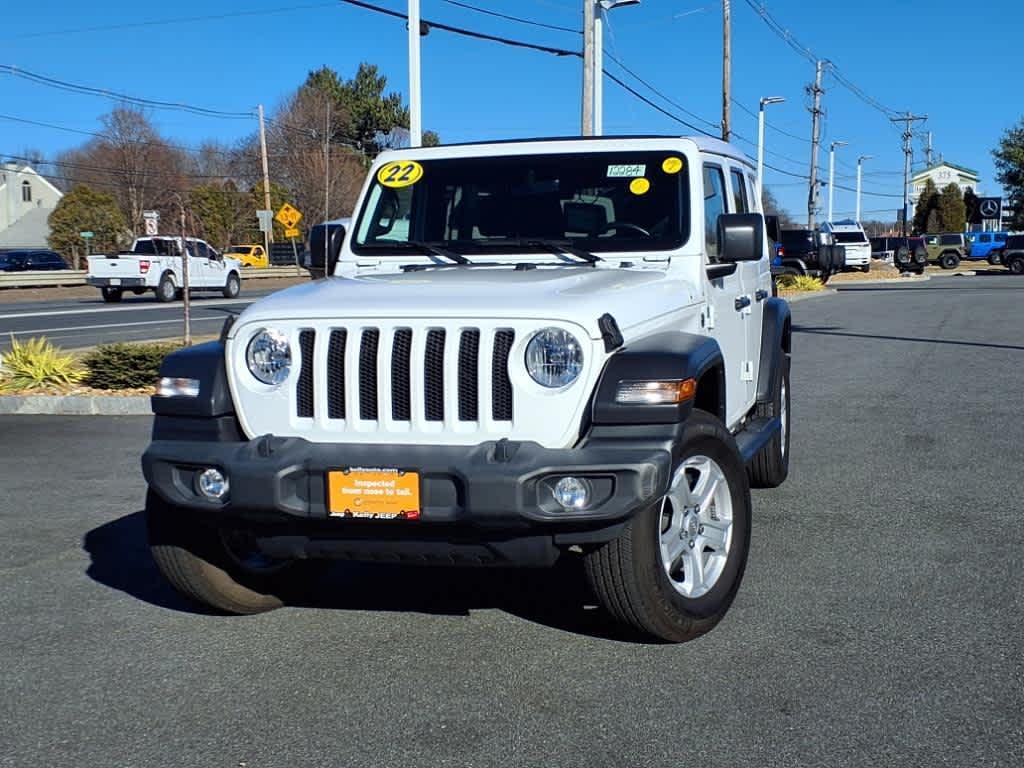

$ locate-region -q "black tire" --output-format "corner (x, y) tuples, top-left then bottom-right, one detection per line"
(155, 272), (176, 302)
(818, 271), (831, 285)
(222, 271), (241, 298)
(749, 355), (790, 488)
(940, 252), (960, 270)
(860, 264), (870, 273)
(131, 288), (146, 296)
(101, 286), (123, 303)
(583, 410), (752, 643)
(988, 250), (1003, 266)
(913, 246), (928, 267)
(146, 489), (290, 614)
(1009, 257), (1024, 275)
(894, 245), (910, 269)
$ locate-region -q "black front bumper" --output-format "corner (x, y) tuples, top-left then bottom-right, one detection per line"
(142, 429), (674, 564)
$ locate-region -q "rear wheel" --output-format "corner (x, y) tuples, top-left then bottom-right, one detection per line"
(940, 252), (961, 270)
(749, 354), (790, 488)
(222, 271), (241, 298)
(146, 489), (292, 614)
(988, 250), (1003, 266)
(584, 410), (751, 643)
(100, 286), (123, 303)
(155, 273), (176, 302)
(1009, 257), (1024, 275)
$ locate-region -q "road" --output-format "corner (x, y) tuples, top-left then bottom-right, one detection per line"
(1, 276), (1022, 767)
(0, 287), (284, 350)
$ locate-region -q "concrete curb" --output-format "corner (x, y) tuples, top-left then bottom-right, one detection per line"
(781, 288), (837, 303)
(0, 394), (152, 415)
(832, 274), (932, 287)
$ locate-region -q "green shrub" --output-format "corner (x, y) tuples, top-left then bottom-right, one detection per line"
(1, 336), (85, 391)
(83, 342), (182, 390)
(776, 274), (825, 292)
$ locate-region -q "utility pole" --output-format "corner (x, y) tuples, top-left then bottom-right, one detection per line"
(257, 104), (273, 252)
(891, 112), (928, 236)
(925, 131), (934, 166)
(806, 60), (826, 229)
(722, 0), (731, 141)
(827, 140), (847, 223)
(856, 155), (872, 223)
(408, 0), (422, 147)
(177, 198), (192, 346)
(582, 0), (595, 136)
(757, 96), (785, 192)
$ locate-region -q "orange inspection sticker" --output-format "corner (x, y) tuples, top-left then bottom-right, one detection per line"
(662, 156), (684, 174)
(327, 468), (421, 520)
(629, 177), (651, 195)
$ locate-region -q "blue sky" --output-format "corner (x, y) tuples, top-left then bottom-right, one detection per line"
(3, 0), (1022, 220)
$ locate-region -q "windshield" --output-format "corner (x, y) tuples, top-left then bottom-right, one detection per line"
(832, 231), (868, 244)
(353, 151), (688, 255)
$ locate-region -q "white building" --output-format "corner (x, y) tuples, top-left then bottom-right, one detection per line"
(910, 162), (980, 206)
(0, 162), (64, 249)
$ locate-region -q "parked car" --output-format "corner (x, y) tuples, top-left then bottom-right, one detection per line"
(923, 233), (966, 269)
(0, 249), (69, 271)
(967, 231), (1010, 265)
(224, 244), (269, 269)
(86, 236), (242, 303)
(143, 135), (793, 643)
(998, 234), (1024, 274)
(821, 220), (871, 272)
(775, 228), (845, 282)
(869, 236), (926, 274)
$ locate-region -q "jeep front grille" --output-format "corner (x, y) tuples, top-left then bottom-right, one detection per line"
(294, 325), (515, 428)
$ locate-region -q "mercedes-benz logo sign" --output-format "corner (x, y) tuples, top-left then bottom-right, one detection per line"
(980, 199), (1000, 218)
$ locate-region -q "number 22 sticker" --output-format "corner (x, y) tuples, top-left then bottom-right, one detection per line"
(377, 160), (423, 188)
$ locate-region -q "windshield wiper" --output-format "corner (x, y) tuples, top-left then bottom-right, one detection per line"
(401, 240), (471, 265)
(517, 239), (602, 264)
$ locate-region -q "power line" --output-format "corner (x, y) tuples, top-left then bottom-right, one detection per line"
(440, 0), (580, 34)
(0, 64), (255, 119)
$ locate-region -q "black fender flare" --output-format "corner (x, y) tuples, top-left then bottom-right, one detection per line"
(755, 297), (792, 405)
(591, 331), (725, 425)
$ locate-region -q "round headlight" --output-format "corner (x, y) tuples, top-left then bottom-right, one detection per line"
(246, 328), (292, 385)
(525, 328), (583, 388)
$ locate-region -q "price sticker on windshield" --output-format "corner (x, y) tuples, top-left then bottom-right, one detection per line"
(662, 156), (684, 174)
(607, 163), (646, 178)
(377, 160), (423, 188)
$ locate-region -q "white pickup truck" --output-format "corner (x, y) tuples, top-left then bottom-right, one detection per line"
(86, 236), (242, 303)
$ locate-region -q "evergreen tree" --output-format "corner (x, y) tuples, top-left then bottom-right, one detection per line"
(993, 118), (1024, 230)
(937, 183), (967, 233)
(913, 178), (939, 234)
(963, 187), (979, 227)
(47, 185), (128, 268)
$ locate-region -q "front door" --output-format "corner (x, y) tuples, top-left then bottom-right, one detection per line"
(703, 162), (751, 427)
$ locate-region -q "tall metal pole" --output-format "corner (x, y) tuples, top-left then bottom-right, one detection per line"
(408, 0), (422, 147)
(178, 200), (191, 347)
(756, 97), (785, 193)
(594, 6), (604, 136)
(722, 0), (731, 141)
(582, 0), (595, 136)
(856, 158), (863, 223)
(807, 60), (825, 229)
(257, 104), (273, 249)
(891, 112), (927, 236)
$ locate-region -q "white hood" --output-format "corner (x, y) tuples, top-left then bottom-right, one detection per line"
(234, 266), (698, 340)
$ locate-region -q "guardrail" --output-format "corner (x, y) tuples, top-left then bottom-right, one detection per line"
(0, 265), (307, 290)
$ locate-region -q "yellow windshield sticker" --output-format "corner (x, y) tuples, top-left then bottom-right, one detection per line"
(377, 160), (423, 188)
(662, 156), (684, 174)
(629, 178), (651, 195)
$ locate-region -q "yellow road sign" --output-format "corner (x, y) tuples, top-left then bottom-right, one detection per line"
(275, 202), (302, 229)
(285, 227), (301, 239)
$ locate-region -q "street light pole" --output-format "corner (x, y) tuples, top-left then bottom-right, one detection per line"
(828, 140), (847, 223)
(587, 1), (640, 136)
(855, 155), (872, 223)
(757, 96), (785, 193)
(408, 0), (422, 147)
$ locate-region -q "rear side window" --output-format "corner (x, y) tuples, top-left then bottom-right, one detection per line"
(979, 234), (991, 243)
(703, 164), (727, 259)
(939, 234), (961, 245)
(995, 233), (1007, 243)
(730, 169), (749, 213)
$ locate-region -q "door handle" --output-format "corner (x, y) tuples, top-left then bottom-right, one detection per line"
(734, 296), (751, 311)
(755, 289), (769, 302)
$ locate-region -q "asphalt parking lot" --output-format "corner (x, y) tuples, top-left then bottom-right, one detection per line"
(1, 275), (1022, 767)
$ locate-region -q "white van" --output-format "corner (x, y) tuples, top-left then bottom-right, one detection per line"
(821, 220), (871, 272)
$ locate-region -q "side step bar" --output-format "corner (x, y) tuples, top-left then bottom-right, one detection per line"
(734, 416), (781, 465)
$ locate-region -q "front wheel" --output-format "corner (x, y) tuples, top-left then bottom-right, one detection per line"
(988, 251), (1003, 266)
(155, 273), (176, 302)
(222, 271), (241, 298)
(146, 489), (292, 614)
(584, 410), (752, 643)
(940, 252), (960, 270)
(101, 286), (123, 303)
(1009, 257), (1024, 275)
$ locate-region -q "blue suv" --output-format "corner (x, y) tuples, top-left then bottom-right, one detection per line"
(965, 232), (1009, 264)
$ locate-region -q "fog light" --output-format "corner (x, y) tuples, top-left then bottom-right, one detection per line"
(197, 468), (229, 499)
(553, 476), (591, 510)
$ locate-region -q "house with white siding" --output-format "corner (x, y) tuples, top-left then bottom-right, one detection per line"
(0, 162), (64, 249)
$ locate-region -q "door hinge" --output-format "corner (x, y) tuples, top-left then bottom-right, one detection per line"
(741, 361), (754, 381)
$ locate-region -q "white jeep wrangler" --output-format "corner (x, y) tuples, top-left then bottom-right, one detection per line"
(143, 137), (792, 642)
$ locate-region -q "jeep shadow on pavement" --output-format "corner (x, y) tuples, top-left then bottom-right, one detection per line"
(140, 136), (792, 643)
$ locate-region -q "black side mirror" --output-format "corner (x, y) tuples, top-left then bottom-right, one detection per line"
(764, 214), (780, 243)
(717, 213), (764, 263)
(308, 223), (347, 278)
